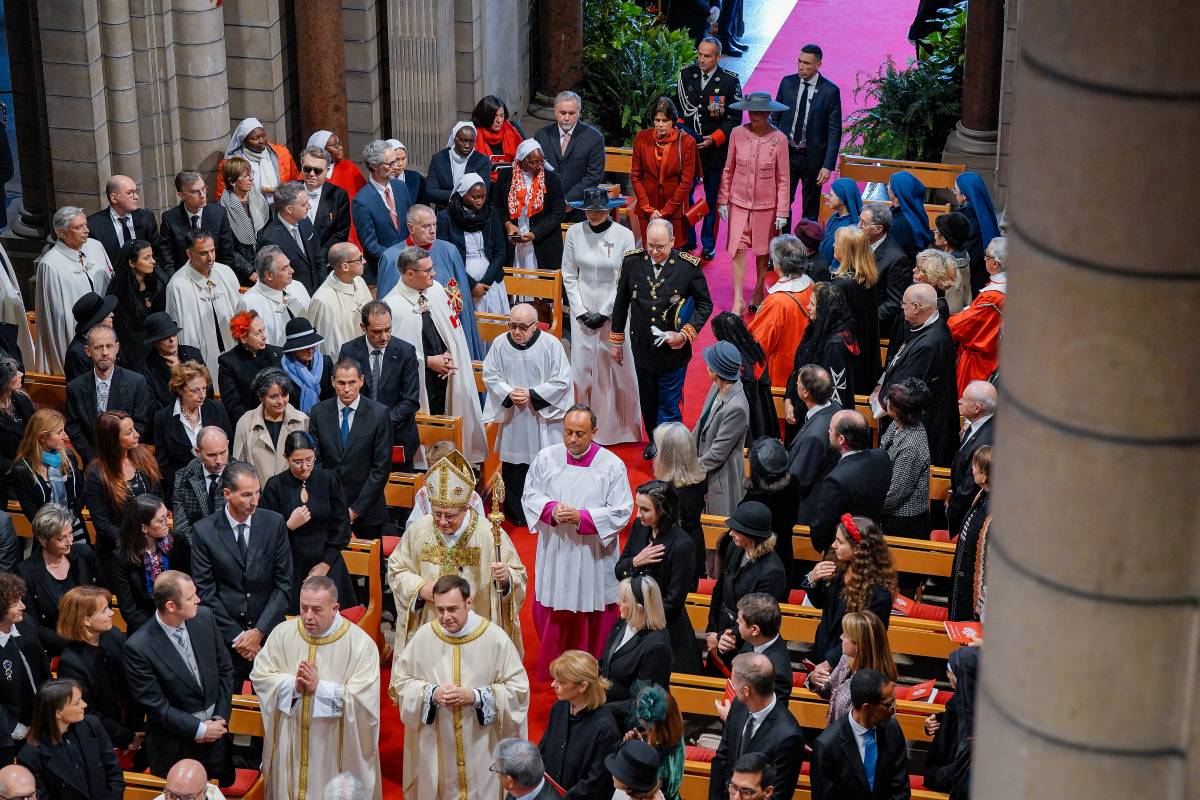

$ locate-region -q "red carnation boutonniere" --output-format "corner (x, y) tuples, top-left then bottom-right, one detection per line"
(445, 279), (463, 328)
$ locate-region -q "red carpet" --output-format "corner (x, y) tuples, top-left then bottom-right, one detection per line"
(377, 2), (916, 794)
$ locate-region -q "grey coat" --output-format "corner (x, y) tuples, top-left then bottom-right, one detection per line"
(693, 381), (751, 517)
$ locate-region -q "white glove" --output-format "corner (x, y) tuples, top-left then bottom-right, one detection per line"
(718, 205), (729, 220)
(707, 5), (721, 25)
(11, 722), (27, 740)
(650, 325), (671, 347)
(775, 217), (787, 231)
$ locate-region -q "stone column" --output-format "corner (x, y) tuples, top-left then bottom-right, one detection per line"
(295, 0), (347, 145)
(171, 0), (230, 187)
(3, 0), (54, 237)
(387, 0), (456, 172)
(343, 0), (386, 158)
(224, 0), (297, 150)
(98, 0), (141, 180)
(941, 0), (1006, 186)
(537, 0), (581, 98)
(973, 1), (1200, 798)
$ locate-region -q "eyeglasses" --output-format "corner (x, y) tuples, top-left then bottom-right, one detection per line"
(343, 256), (365, 265)
(431, 510), (462, 522)
(289, 457), (316, 468)
(508, 321), (537, 332)
(117, 189), (140, 198)
(164, 790), (207, 800)
(410, 266), (434, 274)
(301, 165), (326, 175)
(380, 159), (398, 168)
(727, 782), (762, 799)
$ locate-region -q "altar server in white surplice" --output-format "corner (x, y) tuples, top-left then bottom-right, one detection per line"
(164, 229), (242, 377)
(250, 576), (381, 800)
(521, 405), (633, 680)
(560, 197), (642, 445)
(33, 206), (113, 374)
(305, 242), (373, 358)
(235, 245), (312, 347)
(482, 303), (573, 525)
(380, 245), (486, 464)
(392, 574), (529, 800)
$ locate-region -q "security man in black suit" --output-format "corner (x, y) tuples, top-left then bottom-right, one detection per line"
(190, 462), (294, 685)
(806, 410), (892, 552)
(709, 653), (806, 800)
(338, 300), (421, 471)
(256, 181), (327, 294)
(123, 570), (235, 785)
(159, 171), (249, 281)
(946, 381), (996, 536)
(85, 174), (164, 269)
(609, 219), (713, 460)
(676, 36), (743, 259)
(810, 669), (911, 800)
(299, 146), (352, 260)
(771, 44), (843, 224)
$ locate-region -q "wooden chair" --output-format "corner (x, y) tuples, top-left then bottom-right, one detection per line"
(384, 472), (417, 509)
(604, 146), (634, 176)
(122, 773), (171, 800)
(23, 371), (66, 410)
(929, 466), (951, 505)
(415, 413), (463, 452)
(503, 267), (563, 338)
(837, 154), (965, 192)
(477, 312), (509, 343)
(342, 538), (383, 649)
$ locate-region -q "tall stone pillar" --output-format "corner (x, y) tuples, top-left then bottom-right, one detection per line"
(171, 0), (230, 186)
(295, 0), (347, 145)
(973, 2), (1200, 798)
(3, 0), (54, 237)
(387, 0), (456, 172)
(537, 0), (582, 98)
(224, 0), (297, 151)
(342, 0), (386, 158)
(941, 0), (1005, 187)
(98, 0), (141, 181)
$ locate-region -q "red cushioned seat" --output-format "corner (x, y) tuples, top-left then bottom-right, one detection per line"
(787, 589), (807, 605)
(382, 535), (401, 557)
(906, 602), (949, 622)
(50, 656), (59, 673)
(910, 775), (925, 789)
(221, 768), (260, 797)
(696, 578), (716, 595)
(791, 671), (808, 687)
(800, 761), (811, 775)
(341, 604), (367, 623)
(930, 528), (950, 542)
(685, 745), (715, 762)
(241, 680), (253, 695)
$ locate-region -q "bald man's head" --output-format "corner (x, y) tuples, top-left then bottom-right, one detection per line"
(902, 282), (938, 327)
(829, 408), (871, 452)
(165, 759), (209, 797)
(960, 380), (998, 420)
(0, 765), (36, 798)
(508, 303), (539, 345)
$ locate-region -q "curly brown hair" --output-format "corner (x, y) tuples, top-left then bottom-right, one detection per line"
(0, 573), (27, 618)
(838, 516), (897, 612)
(168, 360), (211, 397)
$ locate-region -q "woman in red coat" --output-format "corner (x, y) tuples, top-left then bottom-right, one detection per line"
(630, 97), (698, 248)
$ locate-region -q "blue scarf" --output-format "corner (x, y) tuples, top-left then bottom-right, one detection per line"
(955, 171), (1000, 245)
(890, 171), (933, 250)
(41, 451), (62, 470)
(282, 351), (324, 413)
(819, 178), (863, 267)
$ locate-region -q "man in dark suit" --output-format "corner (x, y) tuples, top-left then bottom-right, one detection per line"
(63, 291), (116, 382)
(725, 593), (792, 706)
(533, 91), (606, 221)
(676, 37), (742, 258)
(190, 462), (294, 684)
(85, 174), (163, 269)
(338, 300), (420, 471)
(159, 170), (249, 281)
(946, 381), (996, 536)
(871, 283), (959, 467)
(810, 669), (910, 800)
(256, 181), (327, 295)
(123, 570), (234, 784)
(308, 357), (393, 538)
(351, 140), (412, 284)
(806, 411), (892, 552)
(64, 325), (152, 465)
(299, 146), (351, 259)
(772, 45), (842, 224)
(859, 206), (911, 336)
(787, 365), (840, 505)
(172, 427), (242, 543)
(710, 653), (806, 800)
(494, 738), (560, 800)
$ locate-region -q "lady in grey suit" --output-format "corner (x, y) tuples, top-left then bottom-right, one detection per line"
(692, 341), (750, 517)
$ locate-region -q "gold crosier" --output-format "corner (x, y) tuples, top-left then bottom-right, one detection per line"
(487, 471), (519, 647)
(431, 618), (492, 800)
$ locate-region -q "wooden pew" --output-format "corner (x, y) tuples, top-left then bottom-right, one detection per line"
(23, 370), (66, 410)
(503, 267), (563, 337)
(837, 155), (965, 192)
(343, 538), (383, 648)
(605, 146), (634, 176)
(384, 472), (417, 509)
(681, 759), (948, 800)
(416, 413), (463, 452)
(478, 312), (509, 343)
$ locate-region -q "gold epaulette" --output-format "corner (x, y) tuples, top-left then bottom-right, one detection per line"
(624, 247), (644, 258)
(678, 251), (701, 266)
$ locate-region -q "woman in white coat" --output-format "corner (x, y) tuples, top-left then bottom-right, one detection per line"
(561, 187), (644, 445)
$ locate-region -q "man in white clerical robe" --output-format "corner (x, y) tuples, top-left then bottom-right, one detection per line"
(381, 245), (486, 464)
(0, 240), (35, 366)
(482, 303), (574, 526)
(305, 242), (373, 358)
(392, 574), (529, 800)
(250, 576), (381, 800)
(33, 207), (113, 374)
(235, 244), (311, 347)
(387, 450), (526, 659)
(520, 405), (633, 680)
(165, 230), (241, 378)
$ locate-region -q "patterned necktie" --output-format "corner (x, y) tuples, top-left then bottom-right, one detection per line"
(340, 405), (352, 448)
(560, 129), (571, 155)
(96, 379), (109, 413)
(236, 522), (248, 560)
(191, 213), (202, 231)
(291, 224), (304, 253)
(384, 186), (398, 229)
(172, 627), (202, 684)
(863, 729), (878, 791)
(370, 349), (383, 393)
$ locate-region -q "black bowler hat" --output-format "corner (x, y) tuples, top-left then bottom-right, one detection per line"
(282, 317), (325, 353)
(72, 292), (118, 337)
(604, 741), (661, 795)
(143, 312), (183, 345)
(567, 186), (627, 211)
(727, 500), (774, 539)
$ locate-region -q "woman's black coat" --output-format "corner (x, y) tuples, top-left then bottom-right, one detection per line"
(17, 714), (125, 800)
(615, 523), (700, 673)
(539, 700), (620, 800)
(56, 629), (141, 749)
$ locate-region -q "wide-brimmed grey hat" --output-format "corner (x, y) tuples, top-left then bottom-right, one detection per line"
(730, 91), (789, 112)
(703, 341), (742, 381)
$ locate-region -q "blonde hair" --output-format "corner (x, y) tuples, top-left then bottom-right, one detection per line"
(548, 649), (610, 711)
(744, 533), (778, 562)
(618, 576), (667, 632)
(834, 226), (878, 287)
(841, 610), (897, 681)
(15, 408), (75, 478)
(914, 249), (957, 291)
(653, 422), (705, 487)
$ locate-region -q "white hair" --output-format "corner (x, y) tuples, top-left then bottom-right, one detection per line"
(986, 236), (1007, 266)
(645, 218), (674, 241)
(555, 90), (582, 110)
(53, 206), (85, 234)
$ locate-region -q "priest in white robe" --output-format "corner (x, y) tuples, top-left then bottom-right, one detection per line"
(33, 206), (113, 374)
(521, 405), (633, 680)
(0, 240), (35, 366)
(251, 576), (381, 800)
(560, 209), (642, 445)
(482, 303), (573, 525)
(381, 245), (487, 464)
(305, 242), (373, 358)
(392, 574), (529, 800)
(164, 230), (241, 378)
(387, 450), (526, 659)
(235, 244), (312, 347)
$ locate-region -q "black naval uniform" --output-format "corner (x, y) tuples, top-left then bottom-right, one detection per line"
(609, 247), (713, 441)
(675, 62), (743, 253)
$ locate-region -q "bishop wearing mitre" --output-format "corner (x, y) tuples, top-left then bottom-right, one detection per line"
(386, 449), (526, 660)
(250, 575), (381, 800)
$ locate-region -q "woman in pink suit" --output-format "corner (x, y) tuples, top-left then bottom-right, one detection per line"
(717, 92), (792, 315)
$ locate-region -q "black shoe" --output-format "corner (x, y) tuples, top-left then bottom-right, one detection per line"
(724, 43), (745, 56)
(729, 38), (748, 49)
(701, 248), (716, 262)
(642, 442), (658, 460)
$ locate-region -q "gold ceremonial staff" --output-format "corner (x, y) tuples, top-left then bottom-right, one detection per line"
(488, 471), (516, 644)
